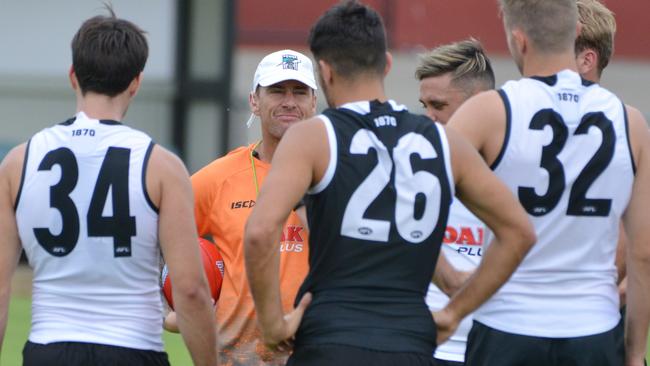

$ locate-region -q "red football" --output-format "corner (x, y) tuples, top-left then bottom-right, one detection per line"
(161, 238), (225, 310)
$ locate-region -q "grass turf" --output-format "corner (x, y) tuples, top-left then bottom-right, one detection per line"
(1, 296), (192, 366)
(3, 294), (650, 365)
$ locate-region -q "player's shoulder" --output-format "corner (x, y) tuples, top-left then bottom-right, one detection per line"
(1, 142), (27, 162)
(455, 89), (503, 116)
(121, 124), (154, 141)
(623, 104), (643, 118)
(147, 144), (189, 177)
(103, 119), (155, 145)
(0, 143), (28, 206)
(582, 81), (619, 100)
(0, 142), (27, 179)
(624, 104), (649, 137)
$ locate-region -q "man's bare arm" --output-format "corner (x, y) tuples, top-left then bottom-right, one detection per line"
(432, 253), (472, 297)
(148, 146), (217, 366)
(244, 119), (326, 348)
(615, 223), (628, 307)
(0, 144), (27, 355)
(434, 127), (536, 343)
(621, 107), (650, 366)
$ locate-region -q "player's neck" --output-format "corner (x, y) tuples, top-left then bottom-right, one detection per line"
(330, 77), (387, 107)
(521, 51), (578, 78)
(582, 70), (601, 84)
(255, 138), (277, 164)
(76, 92), (130, 122)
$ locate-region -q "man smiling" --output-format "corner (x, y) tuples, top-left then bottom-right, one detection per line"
(166, 49), (317, 365)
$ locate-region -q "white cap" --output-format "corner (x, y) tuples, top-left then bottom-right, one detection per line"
(252, 49), (318, 91)
(247, 49), (318, 127)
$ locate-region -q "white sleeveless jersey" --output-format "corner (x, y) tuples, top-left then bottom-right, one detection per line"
(16, 111), (163, 350)
(475, 70), (634, 337)
(426, 200), (485, 361)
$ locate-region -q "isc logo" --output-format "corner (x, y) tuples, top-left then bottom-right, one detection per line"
(231, 200), (255, 209)
(374, 115), (396, 127)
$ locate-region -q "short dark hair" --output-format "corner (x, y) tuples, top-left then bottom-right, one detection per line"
(71, 6), (148, 96)
(308, 0), (386, 79)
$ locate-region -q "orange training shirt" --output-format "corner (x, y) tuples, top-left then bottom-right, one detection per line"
(192, 143), (309, 366)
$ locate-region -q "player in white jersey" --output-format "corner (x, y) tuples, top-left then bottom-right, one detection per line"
(448, 1), (650, 365)
(415, 39), (495, 366)
(0, 8), (217, 366)
(575, 0), (639, 312)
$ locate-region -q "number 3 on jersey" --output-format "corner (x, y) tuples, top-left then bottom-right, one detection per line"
(519, 109), (614, 217)
(341, 130), (442, 244)
(34, 147), (136, 257)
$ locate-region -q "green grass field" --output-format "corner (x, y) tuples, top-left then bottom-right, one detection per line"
(2, 296), (192, 366)
(3, 276), (650, 365)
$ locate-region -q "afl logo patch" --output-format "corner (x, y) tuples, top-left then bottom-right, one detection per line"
(358, 227), (373, 235)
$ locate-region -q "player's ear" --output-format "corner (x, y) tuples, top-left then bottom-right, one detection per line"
(249, 90), (260, 116)
(576, 49), (597, 76)
(127, 72), (143, 98)
(383, 52), (393, 77)
(69, 66), (79, 91)
(318, 60), (333, 86)
(309, 88), (317, 114)
(512, 28), (527, 55)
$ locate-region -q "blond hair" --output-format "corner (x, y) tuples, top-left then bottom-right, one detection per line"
(499, 0), (578, 53)
(415, 38), (495, 93)
(576, 0), (616, 75)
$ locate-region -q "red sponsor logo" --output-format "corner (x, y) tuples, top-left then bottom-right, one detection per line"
(443, 226), (484, 246)
(280, 225), (304, 253)
(280, 226), (304, 242)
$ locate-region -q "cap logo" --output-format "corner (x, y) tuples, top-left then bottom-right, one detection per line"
(280, 54), (300, 71)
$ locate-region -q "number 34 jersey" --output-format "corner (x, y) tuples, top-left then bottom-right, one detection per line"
(296, 100), (453, 355)
(476, 70), (634, 338)
(16, 111), (162, 351)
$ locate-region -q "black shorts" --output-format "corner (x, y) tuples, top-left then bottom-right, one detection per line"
(287, 344), (436, 366)
(465, 320), (624, 366)
(23, 341), (170, 366)
(433, 357), (464, 366)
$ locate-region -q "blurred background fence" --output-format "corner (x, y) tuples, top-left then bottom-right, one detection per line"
(1, 0), (648, 173)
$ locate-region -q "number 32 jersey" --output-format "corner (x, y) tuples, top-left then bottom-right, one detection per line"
(16, 111), (162, 351)
(475, 70), (634, 337)
(296, 100), (454, 355)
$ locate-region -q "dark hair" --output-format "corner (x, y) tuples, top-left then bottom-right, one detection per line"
(71, 6), (148, 96)
(309, 0), (387, 79)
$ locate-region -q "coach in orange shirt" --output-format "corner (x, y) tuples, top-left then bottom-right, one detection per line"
(169, 49), (316, 365)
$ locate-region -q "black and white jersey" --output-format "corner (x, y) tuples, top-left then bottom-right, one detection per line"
(475, 70), (634, 337)
(16, 112), (162, 350)
(296, 100), (454, 355)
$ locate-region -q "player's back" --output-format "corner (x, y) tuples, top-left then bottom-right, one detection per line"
(16, 111), (163, 350)
(296, 100), (453, 355)
(476, 69), (634, 337)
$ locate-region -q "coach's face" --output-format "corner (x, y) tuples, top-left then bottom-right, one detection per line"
(419, 73), (468, 124)
(250, 79), (316, 140)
